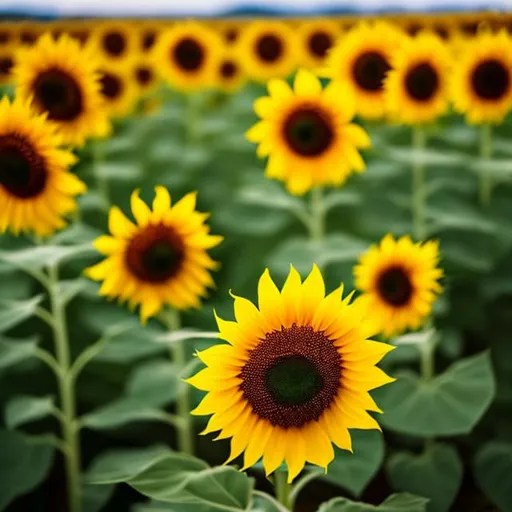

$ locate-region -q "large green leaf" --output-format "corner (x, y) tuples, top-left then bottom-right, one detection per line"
(375, 352), (495, 436)
(0, 429), (54, 509)
(318, 493), (429, 512)
(386, 443), (463, 512)
(0, 295), (44, 333)
(82, 484), (115, 512)
(474, 442), (512, 512)
(5, 395), (55, 428)
(95, 336), (165, 364)
(0, 336), (38, 371)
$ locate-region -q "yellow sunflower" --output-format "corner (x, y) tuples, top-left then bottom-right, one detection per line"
(217, 21), (242, 46)
(0, 96), (86, 236)
(246, 68), (370, 195)
(85, 187), (223, 323)
(14, 33), (111, 147)
(0, 47), (16, 85)
(450, 30), (512, 124)
(187, 264), (394, 483)
(89, 21), (138, 64)
(18, 22), (42, 46)
(298, 19), (340, 70)
(384, 32), (453, 124)
(0, 23), (16, 47)
(215, 54), (246, 93)
(139, 22), (161, 53)
(98, 66), (138, 118)
(354, 234), (443, 339)
(131, 59), (159, 95)
(324, 21), (407, 119)
(237, 20), (298, 81)
(154, 22), (222, 92)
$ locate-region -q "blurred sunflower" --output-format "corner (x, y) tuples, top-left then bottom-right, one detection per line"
(18, 22), (42, 46)
(132, 60), (159, 95)
(14, 34), (110, 146)
(154, 22), (221, 91)
(0, 47), (15, 85)
(0, 96), (85, 236)
(238, 21), (297, 81)
(99, 67), (138, 118)
(385, 32), (452, 124)
(68, 26), (91, 47)
(90, 21), (138, 63)
(139, 22), (161, 53)
(450, 30), (512, 123)
(218, 21), (241, 45)
(86, 187), (223, 323)
(246, 68), (370, 195)
(0, 24), (15, 47)
(187, 265), (394, 483)
(298, 19), (340, 70)
(215, 54), (246, 93)
(354, 234), (443, 339)
(325, 21), (406, 119)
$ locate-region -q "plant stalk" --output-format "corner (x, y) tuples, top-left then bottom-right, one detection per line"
(274, 471), (292, 510)
(478, 124), (493, 207)
(412, 126), (427, 241)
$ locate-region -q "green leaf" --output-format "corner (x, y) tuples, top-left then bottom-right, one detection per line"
(82, 484), (115, 512)
(59, 278), (90, 305)
(94, 162), (142, 181)
(375, 352), (495, 436)
(474, 442), (512, 512)
(0, 429), (54, 510)
(156, 329), (219, 345)
(5, 395), (55, 428)
(95, 337), (165, 364)
(0, 295), (44, 333)
(318, 493), (429, 512)
(386, 444), (463, 512)
(385, 146), (467, 167)
(0, 336), (38, 371)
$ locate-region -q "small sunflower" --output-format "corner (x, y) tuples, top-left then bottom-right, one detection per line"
(218, 21), (241, 46)
(154, 22), (222, 92)
(354, 234), (443, 339)
(246, 68), (371, 195)
(90, 21), (138, 64)
(298, 19), (340, 70)
(18, 23), (42, 46)
(450, 30), (512, 124)
(385, 32), (453, 124)
(14, 34), (111, 146)
(139, 23), (161, 53)
(0, 47), (15, 84)
(237, 21), (298, 81)
(131, 60), (159, 95)
(85, 187), (223, 323)
(215, 54), (246, 93)
(0, 24), (15, 47)
(325, 21), (406, 119)
(98, 66), (138, 118)
(0, 96), (85, 236)
(187, 265), (394, 483)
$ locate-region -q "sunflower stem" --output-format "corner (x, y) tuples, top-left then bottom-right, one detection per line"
(47, 264), (82, 512)
(412, 126), (427, 241)
(309, 186), (325, 267)
(160, 308), (194, 455)
(419, 338), (435, 382)
(92, 139), (110, 211)
(478, 123), (493, 207)
(274, 471), (292, 510)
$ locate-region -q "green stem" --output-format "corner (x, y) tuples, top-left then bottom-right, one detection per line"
(412, 126), (427, 241)
(186, 93), (201, 147)
(419, 341), (435, 382)
(309, 186), (325, 244)
(478, 124), (493, 207)
(160, 308), (194, 455)
(274, 471), (292, 510)
(92, 140), (109, 210)
(48, 265), (81, 512)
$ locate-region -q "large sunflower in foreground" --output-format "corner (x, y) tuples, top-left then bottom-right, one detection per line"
(237, 21), (298, 81)
(0, 97), (85, 236)
(246, 68), (371, 195)
(298, 19), (340, 70)
(187, 265), (394, 483)
(154, 22), (222, 91)
(324, 22), (406, 119)
(85, 187), (223, 322)
(450, 30), (512, 124)
(354, 234), (443, 339)
(385, 32), (453, 124)
(14, 34), (110, 146)
(98, 66), (138, 118)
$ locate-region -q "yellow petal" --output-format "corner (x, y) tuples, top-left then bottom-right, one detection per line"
(191, 388), (243, 416)
(285, 429), (306, 483)
(294, 68), (322, 96)
(225, 413), (258, 464)
(258, 268), (284, 330)
(268, 78), (293, 100)
(130, 189), (152, 226)
(152, 186), (171, 216)
(93, 235), (122, 255)
(263, 428), (286, 476)
(242, 418), (273, 470)
(108, 206), (136, 238)
(321, 407), (353, 451)
(343, 124), (371, 148)
(303, 422), (334, 469)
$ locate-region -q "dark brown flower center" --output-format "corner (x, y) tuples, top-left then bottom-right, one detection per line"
(142, 31), (156, 51)
(100, 72), (123, 100)
(461, 22), (478, 35)
(0, 134), (47, 198)
(0, 31), (10, 45)
(377, 266), (413, 307)
(405, 62), (439, 102)
(20, 31), (38, 44)
(33, 68), (83, 122)
(220, 60), (237, 79)
(240, 324), (341, 428)
(0, 56), (13, 78)
(135, 66), (153, 86)
(308, 31), (333, 58)
(225, 28), (238, 43)
(172, 37), (204, 72)
(256, 34), (283, 63)
(433, 25), (449, 40)
(471, 59), (510, 100)
(70, 30), (89, 45)
(283, 106), (334, 157)
(352, 50), (391, 92)
(406, 24), (422, 36)
(103, 31), (126, 57)
(125, 223), (184, 283)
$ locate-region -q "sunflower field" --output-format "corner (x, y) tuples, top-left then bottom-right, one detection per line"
(0, 11), (512, 512)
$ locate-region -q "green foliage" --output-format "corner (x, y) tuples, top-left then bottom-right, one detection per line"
(0, 336), (38, 371)
(0, 296), (43, 333)
(5, 395), (55, 428)
(317, 493), (429, 512)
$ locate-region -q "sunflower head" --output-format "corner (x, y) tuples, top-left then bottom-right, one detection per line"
(215, 53), (246, 93)
(450, 30), (512, 124)
(0, 47), (15, 84)
(354, 234), (443, 339)
(91, 22), (138, 63)
(385, 32), (453, 124)
(85, 187), (223, 323)
(14, 33), (111, 146)
(0, 96), (85, 236)
(98, 66), (138, 118)
(246, 68), (371, 195)
(132, 59), (159, 94)
(187, 264), (394, 482)
(298, 19), (340, 70)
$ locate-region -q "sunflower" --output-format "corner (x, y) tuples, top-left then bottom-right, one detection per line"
(139, 22), (161, 53)
(14, 34), (111, 146)
(218, 21), (242, 46)
(0, 96), (85, 236)
(450, 30), (512, 124)
(237, 21), (298, 81)
(0, 47), (15, 85)
(0, 24), (15, 47)
(324, 21), (406, 119)
(215, 54), (246, 93)
(154, 22), (222, 92)
(85, 187), (223, 323)
(131, 59), (159, 95)
(354, 234), (443, 339)
(18, 22), (42, 46)
(90, 21), (138, 63)
(187, 265), (394, 483)
(98, 66), (138, 118)
(298, 19), (340, 70)
(246, 68), (370, 195)
(384, 32), (452, 124)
